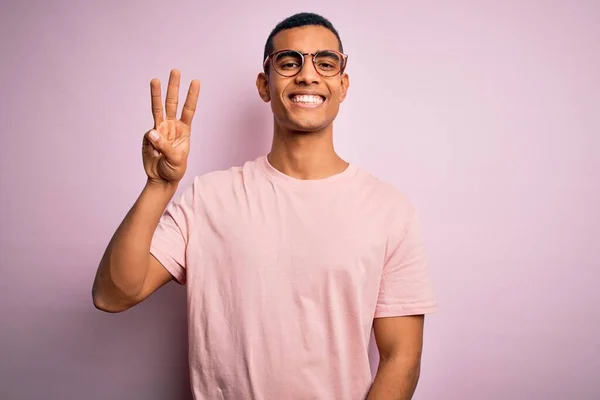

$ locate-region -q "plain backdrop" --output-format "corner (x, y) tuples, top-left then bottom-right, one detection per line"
(1, 1), (599, 399)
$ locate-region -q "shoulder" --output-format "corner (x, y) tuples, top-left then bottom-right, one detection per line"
(190, 156), (264, 190)
(352, 169), (426, 250)
(179, 157), (266, 209)
(353, 166), (417, 219)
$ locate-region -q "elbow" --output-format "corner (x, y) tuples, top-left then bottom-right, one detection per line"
(379, 352), (422, 381)
(92, 286), (132, 313)
(92, 294), (123, 313)
(91, 270), (137, 313)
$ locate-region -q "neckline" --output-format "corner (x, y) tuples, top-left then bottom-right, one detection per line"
(259, 154), (359, 190)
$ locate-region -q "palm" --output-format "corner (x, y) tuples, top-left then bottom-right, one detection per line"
(142, 70), (200, 184)
(143, 119), (190, 182)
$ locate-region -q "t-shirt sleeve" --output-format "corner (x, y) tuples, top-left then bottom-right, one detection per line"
(374, 207), (437, 318)
(149, 180), (197, 285)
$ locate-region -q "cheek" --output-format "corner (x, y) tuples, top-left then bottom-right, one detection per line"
(268, 85), (288, 116)
(269, 87), (286, 109)
(268, 78), (287, 100)
(329, 87), (343, 106)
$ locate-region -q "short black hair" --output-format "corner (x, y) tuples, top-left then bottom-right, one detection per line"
(263, 12), (344, 62)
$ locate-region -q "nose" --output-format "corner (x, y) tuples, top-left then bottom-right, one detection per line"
(294, 56), (320, 85)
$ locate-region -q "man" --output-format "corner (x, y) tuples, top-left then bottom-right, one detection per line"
(92, 12), (437, 400)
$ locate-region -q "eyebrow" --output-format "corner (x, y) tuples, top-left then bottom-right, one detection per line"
(274, 49), (339, 55)
(315, 50), (339, 57)
(277, 50), (300, 56)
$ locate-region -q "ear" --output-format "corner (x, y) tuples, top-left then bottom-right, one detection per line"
(256, 72), (271, 102)
(339, 73), (350, 103)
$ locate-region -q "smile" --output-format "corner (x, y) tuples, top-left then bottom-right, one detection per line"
(289, 94), (325, 107)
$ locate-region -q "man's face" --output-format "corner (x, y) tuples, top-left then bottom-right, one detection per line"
(257, 25), (350, 133)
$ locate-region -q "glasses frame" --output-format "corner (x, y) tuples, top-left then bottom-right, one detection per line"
(263, 49), (349, 78)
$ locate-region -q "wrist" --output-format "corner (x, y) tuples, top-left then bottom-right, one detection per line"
(144, 178), (179, 195)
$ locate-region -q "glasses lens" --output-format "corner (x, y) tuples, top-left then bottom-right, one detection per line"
(314, 51), (343, 77)
(273, 51), (303, 77)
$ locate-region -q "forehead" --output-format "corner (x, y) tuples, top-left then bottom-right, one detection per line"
(271, 25), (339, 53)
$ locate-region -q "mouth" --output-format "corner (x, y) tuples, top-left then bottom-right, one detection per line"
(288, 94), (326, 108)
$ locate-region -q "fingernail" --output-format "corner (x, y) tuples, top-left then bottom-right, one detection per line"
(149, 130), (159, 141)
(153, 150), (160, 157)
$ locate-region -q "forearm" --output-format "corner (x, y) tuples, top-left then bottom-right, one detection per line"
(367, 356), (421, 400)
(92, 180), (178, 308)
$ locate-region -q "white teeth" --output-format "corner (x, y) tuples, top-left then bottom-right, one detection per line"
(291, 95), (324, 104)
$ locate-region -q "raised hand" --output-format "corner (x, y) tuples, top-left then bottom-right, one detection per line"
(142, 69), (200, 184)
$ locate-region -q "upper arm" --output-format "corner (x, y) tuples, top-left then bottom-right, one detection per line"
(147, 179), (198, 285)
(131, 253), (176, 304)
(373, 315), (425, 362)
(93, 253), (175, 313)
(375, 207), (437, 318)
(371, 204), (435, 360)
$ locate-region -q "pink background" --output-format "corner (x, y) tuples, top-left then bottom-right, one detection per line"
(1, 1), (599, 399)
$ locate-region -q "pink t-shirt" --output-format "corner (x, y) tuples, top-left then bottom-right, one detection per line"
(150, 155), (437, 399)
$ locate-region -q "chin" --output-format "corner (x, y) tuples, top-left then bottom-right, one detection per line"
(272, 103), (336, 133)
(287, 119), (330, 133)
(286, 111), (335, 133)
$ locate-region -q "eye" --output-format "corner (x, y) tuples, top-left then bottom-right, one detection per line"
(317, 62), (335, 70)
(315, 52), (341, 72)
(274, 51), (303, 71)
(280, 61), (300, 69)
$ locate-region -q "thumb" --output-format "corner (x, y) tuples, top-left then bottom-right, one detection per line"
(145, 129), (176, 160)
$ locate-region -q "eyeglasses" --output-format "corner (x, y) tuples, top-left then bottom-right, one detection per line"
(263, 49), (348, 78)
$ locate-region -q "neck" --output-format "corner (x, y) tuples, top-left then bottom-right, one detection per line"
(268, 122), (348, 180)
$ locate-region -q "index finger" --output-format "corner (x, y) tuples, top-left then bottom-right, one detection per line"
(180, 80), (201, 126)
(150, 78), (164, 128)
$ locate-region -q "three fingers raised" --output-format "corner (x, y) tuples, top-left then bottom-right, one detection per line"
(150, 69), (201, 128)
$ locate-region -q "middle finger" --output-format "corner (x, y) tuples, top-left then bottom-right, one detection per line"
(165, 69), (181, 120)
